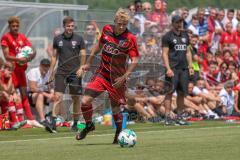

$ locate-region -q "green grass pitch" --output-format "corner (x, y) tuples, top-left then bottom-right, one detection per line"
(0, 121), (240, 160)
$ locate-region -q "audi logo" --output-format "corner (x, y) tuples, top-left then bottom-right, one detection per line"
(103, 44), (120, 55)
(174, 44), (187, 51)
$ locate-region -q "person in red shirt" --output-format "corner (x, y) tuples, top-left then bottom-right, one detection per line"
(219, 22), (234, 51)
(148, 0), (169, 33)
(233, 23), (240, 50)
(75, 8), (139, 144)
(1, 16), (41, 127)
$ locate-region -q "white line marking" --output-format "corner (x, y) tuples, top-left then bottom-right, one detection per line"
(0, 125), (239, 144)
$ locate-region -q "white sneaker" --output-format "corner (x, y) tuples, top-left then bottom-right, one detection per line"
(27, 120), (44, 128)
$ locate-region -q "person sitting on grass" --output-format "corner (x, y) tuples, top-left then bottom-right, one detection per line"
(0, 61), (27, 129)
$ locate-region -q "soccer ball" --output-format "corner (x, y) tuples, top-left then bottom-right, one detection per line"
(118, 129), (137, 148)
(16, 46), (33, 65)
(20, 46), (33, 56)
(16, 46), (33, 58)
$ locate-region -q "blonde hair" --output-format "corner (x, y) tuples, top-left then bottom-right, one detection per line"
(114, 8), (130, 22)
(8, 16), (20, 25)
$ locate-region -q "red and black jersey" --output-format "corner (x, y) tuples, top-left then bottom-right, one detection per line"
(95, 25), (139, 83)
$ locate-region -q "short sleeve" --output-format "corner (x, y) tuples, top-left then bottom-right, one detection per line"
(27, 69), (38, 82)
(79, 36), (86, 50)
(161, 34), (169, 48)
(1, 35), (9, 47)
(53, 36), (58, 49)
(99, 26), (107, 46)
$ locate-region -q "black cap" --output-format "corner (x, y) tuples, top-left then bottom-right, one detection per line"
(171, 15), (183, 23)
(40, 58), (50, 66)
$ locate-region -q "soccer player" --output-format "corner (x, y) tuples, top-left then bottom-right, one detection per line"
(162, 15), (194, 125)
(75, 8), (139, 144)
(1, 16), (42, 127)
(48, 16), (86, 132)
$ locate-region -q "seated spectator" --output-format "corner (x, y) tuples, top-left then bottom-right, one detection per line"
(204, 61), (219, 88)
(214, 62), (231, 83)
(0, 61), (27, 129)
(222, 49), (234, 63)
(186, 81), (208, 115)
(27, 58), (55, 132)
(192, 79), (220, 118)
(216, 81), (237, 116)
(228, 61), (239, 83)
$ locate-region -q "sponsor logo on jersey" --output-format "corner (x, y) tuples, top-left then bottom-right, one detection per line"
(181, 38), (186, 43)
(72, 41), (77, 48)
(174, 44), (187, 51)
(103, 43), (120, 55)
(119, 39), (132, 51)
(58, 41), (63, 47)
(173, 39), (177, 44)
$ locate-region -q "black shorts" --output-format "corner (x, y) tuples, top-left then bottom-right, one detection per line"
(28, 92), (49, 107)
(54, 73), (82, 95)
(165, 68), (189, 96)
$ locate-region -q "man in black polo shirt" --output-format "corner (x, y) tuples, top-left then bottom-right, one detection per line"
(162, 15), (194, 125)
(48, 16), (86, 132)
